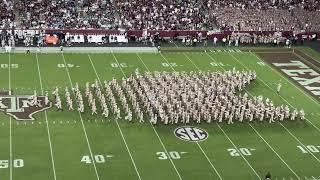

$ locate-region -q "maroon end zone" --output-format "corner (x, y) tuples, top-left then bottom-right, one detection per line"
(255, 51), (320, 101)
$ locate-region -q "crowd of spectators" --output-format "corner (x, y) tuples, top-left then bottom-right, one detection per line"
(210, 0), (320, 32)
(0, 0), (319, 31)
(115, 0), (213, 30)
(0, 0), (14, 29)
(16, 0), (117, 29)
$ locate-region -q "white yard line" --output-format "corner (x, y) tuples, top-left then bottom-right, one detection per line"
(35, 53), (57, 180)
(181, 53), (250, 179)
(292, 51), (320, 72)
(245, 51), (294, 54)
(189, 52), (297, 179)
(88, 54), (143, 180)
(207, 53), (300, 179)
(195, 142), (223, 180)
(227, 52), (320, 164)
(250, 51), (320, 134)
(248, 124), (301, 179)
(172, 41), (179, 48)
(250, 52), (320, 108)
(161, 53), (252, 179)
(136, 53), (198, 180)
(8, 53), (13, 180)
(61, 53), (100, 180)
(305, 47), (320, 62)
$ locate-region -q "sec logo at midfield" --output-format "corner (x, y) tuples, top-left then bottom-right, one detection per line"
(174, 126), (209, 142)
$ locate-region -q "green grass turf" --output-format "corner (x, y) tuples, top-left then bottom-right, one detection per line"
(299, 47), (320, 62)
(0, 48), (319, 180)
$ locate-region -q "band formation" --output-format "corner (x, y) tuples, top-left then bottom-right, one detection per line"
(29, 69), (305, 124)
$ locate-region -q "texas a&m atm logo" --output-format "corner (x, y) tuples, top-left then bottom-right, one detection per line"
(0, 91), (51, 120)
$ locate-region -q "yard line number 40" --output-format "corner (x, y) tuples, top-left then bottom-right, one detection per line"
(81, 155), (107, 164)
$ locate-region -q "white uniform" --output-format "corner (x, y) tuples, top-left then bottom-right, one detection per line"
(32, 90), (38, 106)
(102, 106), (109, 118)
(67, 98), (73, 110)
(277, 83), (281, 94)
(55, 97), (62, 110)
(44, 92), (50, 106)
(299, 109), (305, 120)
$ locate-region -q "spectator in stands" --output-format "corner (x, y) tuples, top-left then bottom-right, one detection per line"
(0, 0), (14, 29)
(0, 0), (317, 32)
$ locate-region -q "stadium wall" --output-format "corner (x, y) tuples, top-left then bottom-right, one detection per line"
(43, 29), (319, 40)
(0, 47), (158, 53)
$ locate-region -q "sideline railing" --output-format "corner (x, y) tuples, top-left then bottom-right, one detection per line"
(0, 47), (158, 53)
(6, 29), (319, 40)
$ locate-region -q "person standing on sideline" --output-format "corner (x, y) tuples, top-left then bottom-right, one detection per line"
(277, 82), (282, 95)
(213, 36), (218, 46)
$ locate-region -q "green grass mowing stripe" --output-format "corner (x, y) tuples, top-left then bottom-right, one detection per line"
(292, 51), (320, 72)
(8, 53), (12, 180)
(61, 53), (101, 180)
(9, 54), (54, 180)
(9, 54), (41, 94)
(248, 52), (320, 129)
(35, 53), (57, 180)
(88, 53), (143, 180)
(65, 53), (143, 180)
(232, 52), (320, 141)
(130, 53), (223, 180)
(223, 52), (320, 163)
(250, 51), (320, 109)
(144, 52), (263, 179)
(223, 53), (320, 168)
(202, 52), (308, 177)
(138, 53), (226, 180)
(182, 52), (301, 179)
(208, 51), (320, 176)
(302, 47), (320, 62)
(160, 52), (264, 179)
(0, 53), (14, 180)
(111, 52), (183, 180)
(37, 53), (98, 180)
(88, 53), (181, 180)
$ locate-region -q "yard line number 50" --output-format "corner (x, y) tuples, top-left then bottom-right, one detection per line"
(0, 64), (19, 68)
(0, 159), (24, 168)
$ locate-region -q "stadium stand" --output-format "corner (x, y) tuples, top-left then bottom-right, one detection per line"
(0, 0), (319, 48)
(115, 0), (213, 30)
(210, 0), (320, 32)
(0, 0), (14, 29)
(7, 0), (320, 31)
(16, 0), (117, 29)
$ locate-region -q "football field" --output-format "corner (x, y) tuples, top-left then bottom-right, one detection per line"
(0, 47), (320, 180)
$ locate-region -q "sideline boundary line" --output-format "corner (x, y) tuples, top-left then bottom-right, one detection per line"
(250, 52), (320, 125)
(228, 52), (320, 165)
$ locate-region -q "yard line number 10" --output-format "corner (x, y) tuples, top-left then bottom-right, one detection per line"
(297, 145), (320, 153)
